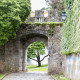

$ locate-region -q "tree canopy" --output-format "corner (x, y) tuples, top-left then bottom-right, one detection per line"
(0, 0), (31, 46)
(27, 41), (45, 58)
(27, 41), (48, 67)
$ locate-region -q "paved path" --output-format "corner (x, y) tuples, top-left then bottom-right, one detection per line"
(2, 72), (54, 80)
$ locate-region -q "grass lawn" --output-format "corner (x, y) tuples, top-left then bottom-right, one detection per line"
(0, 74), (4, 79)
(28, 64), (48, 72)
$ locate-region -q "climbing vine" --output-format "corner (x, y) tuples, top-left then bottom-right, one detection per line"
(61, 0), (80, 54)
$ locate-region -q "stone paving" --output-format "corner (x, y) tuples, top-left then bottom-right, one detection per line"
(2, 72), (54, 80)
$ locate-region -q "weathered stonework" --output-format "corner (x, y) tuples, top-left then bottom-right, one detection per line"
(26, 9), (60, 22)
(48, 26), (63, 74)
(0, 46), (5, 72)
(0, 23), (63, 74)
(63, 54), (80, 80)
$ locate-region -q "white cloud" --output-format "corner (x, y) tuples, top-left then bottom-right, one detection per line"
(31, 0), (48, 11)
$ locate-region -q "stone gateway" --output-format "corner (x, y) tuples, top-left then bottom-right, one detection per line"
(0, 23), (63, 74)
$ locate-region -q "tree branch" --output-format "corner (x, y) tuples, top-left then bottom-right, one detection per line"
(40, 55), (49, 62)
(29, 57), (38, 62)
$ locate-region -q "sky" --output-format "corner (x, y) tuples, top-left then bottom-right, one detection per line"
(31, 0), (48, 11)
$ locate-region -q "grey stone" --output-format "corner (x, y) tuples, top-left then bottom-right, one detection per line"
(0, 24), (63, 74)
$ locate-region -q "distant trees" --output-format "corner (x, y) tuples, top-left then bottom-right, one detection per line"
(40, 7), (49, 10)
(0, 0), (31, 46)
(45, 0), (64, 16)
(27, 41), (48, 67)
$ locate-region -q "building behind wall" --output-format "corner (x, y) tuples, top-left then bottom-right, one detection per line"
(26, 9), (60, 22)
(35, 10), (44, 22)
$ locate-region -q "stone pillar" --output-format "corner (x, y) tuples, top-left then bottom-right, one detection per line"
(5, 39), (23, 72)
(22, 47), (27, 71)
(48, 26), (63, 74)
(0, 46), (5, 72)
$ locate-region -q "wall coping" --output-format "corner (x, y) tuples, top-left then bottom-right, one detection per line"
(23, 22), (63, 27)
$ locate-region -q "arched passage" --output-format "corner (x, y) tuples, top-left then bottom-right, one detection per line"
(0, 24), (63, 74)
(26, 41), (48, 72)
(20, 33), (48, 71)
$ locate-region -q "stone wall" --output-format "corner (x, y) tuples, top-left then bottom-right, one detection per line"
(48, 9), (59, 22)
(0, 46), (5, 72)
(0, 23), (63, 74)
(4, 39), (23, 72)
(64, 54), (80, 80)
(26, 9), (60, 22)
(48, 26), (63, 74)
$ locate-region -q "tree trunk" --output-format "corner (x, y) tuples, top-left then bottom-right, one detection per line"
(37, 53), (41, 67)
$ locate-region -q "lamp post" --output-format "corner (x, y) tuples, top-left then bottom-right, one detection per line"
(61, 11), (66, 21)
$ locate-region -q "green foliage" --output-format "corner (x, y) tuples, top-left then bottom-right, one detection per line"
(45, 0), (64, 17)
(48, 29), (54, 36)
(40, 7), (50, 11)
(56, 76), (70, 80)
(61, 0), (80, 54)
(0, 0), (31, 46)
(27, 41), (45, 58)
(51, 73), (70, 80)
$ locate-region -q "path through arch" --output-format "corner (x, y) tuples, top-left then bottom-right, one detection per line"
(0, 23), (63, 74)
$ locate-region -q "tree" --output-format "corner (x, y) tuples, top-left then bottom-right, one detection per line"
(45, 0), (64, 17)
(0, 0), (31, 46)
(40, 7), (49, 10)
(27, 41), (48, 67)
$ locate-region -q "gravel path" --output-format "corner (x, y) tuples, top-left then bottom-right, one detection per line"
(2, 72), (54, 80)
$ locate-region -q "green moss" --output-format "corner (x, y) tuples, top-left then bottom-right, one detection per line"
(26, 22), (63, 27)
(5, 65), (10, 71)
(48, 30), (54, 36)
(34, 22), (41, 26)
(25, 22), (62, 36)
(0, 74), (4, 79)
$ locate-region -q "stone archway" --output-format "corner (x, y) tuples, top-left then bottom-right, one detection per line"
(0, 23), (63, 74)
(21, 33), (48, 71)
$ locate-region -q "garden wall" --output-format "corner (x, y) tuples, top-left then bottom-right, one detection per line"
(64, 54), (80, 80)
(0, 46), (5, 72)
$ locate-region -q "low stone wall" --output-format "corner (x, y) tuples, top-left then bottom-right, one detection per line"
(64, 54), (80, 80)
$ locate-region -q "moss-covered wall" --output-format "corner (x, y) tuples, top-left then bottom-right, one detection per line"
(23, 22), (63, 36)
(61, 0), (80, 54)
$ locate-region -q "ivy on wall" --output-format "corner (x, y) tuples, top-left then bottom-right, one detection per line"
(61, 0), (80, 54)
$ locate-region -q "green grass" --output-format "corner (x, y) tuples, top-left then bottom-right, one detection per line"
(51, 73), (70, 80)
(55, 76), (70, 80)
(0, 74), (4, 79)
(28, 64), (48, 72)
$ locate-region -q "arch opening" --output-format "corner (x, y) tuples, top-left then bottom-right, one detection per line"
(21, 33), (48, 72)
(27, 41), (48, 72)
